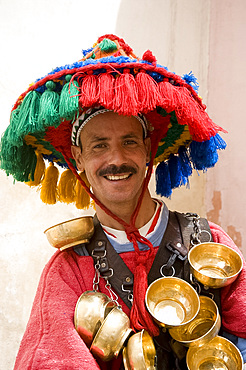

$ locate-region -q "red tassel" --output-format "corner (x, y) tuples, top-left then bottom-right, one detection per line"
(130, 253), (160, 337)
(136, 70), (162, 113)
(79, 72), (99, 107)
(142, 50), (157, 65)
(174, 87), (225, 141)
(113, 69), (139, 116)
(158, 80), (182, 113)
(98, 72), (115, 110)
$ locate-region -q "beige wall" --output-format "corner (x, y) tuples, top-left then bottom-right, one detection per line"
(1, 0), (245, 368)
(206, 0), (246, 252)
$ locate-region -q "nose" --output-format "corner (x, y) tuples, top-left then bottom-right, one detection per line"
(108, 143), (128, 166)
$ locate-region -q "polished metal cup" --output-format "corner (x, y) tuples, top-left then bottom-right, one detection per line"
(145, 277), (200, 329)
(44, 216), (94, 250)
(169, 296), (221, 347)
(90, 306), (132, 361)
(186, 335), (243, 369)
(123, 330), (156, 370)
(188, 242), (243, 288)
(74, 291), (116, 347)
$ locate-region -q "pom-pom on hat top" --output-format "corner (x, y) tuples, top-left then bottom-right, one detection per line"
(0, 34), (227, 207)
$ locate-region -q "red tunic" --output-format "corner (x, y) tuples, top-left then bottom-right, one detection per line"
(14, 222), (246, 369)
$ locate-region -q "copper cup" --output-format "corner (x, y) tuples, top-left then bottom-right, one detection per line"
(188, 242), (243, 288)
(186, 335), (243, 369)
(44, 216), (94, 250)
(74, 291), (116, 347)
(145, 277), (200, 329)
(169, 296), (221, 347)
(123, 330), (156, 369)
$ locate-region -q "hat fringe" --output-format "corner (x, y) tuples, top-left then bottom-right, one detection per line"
(156, 160), (172, 198)
(158, 80), (183, 113)
(9, 91), (41, 146)
(113, 70), (139, 115)
(98, 72), (115, 109)
(79, 72), (99, 107)
(0, 124), (37, 182)
(38, 81), (60, 127)
(27, 152), (45, 186)
(136, 70), (162, 113)
(8, 105), (22, 146)
(75, 172), (91, 209)
(40, 162), (59, 204)
(190, 133), (226, 170)
(155, 133), (226, 197)
(58, 168), (77, 203)
(59, 75), (79, 121)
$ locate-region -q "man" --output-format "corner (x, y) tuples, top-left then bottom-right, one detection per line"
(71, 112), (153, 229)
(1, 35), (246, 369)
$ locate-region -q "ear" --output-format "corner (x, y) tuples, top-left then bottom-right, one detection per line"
(144, 137), (151, 163)
(71, 145), (85, 171)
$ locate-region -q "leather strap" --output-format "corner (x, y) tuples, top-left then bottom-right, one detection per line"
(86, 215), (134, 309)
(84, 211), (219, 311)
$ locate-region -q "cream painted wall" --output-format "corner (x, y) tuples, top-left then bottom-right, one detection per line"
(1, 0), (245, 368)
(206, 0), (246, 254)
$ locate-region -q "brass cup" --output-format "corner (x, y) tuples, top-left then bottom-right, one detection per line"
(44, 216), (94, 250)
(145, 277), (200, 328)
(90, 306), (132, 361)
(169, 296), (221, 347)
(188, 242), (243, 288)
(123, 330), (156, 370)
(74, 291), (116, 347)
(186, 336), (243, 369)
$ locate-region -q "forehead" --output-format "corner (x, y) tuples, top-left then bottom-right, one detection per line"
(80, 112), (144, 140)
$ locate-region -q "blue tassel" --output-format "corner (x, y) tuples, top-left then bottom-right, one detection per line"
(190, 134), (226, 171)
(182, 71), (199, 93)
(156, 161), (172, 198)
(178, 147), (193, 185)
(169, 155), (182, 189)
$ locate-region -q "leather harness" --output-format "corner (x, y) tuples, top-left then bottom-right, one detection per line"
(73, 211), (221, 369)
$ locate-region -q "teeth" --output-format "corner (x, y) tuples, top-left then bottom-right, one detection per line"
(106, 174), (130, 181)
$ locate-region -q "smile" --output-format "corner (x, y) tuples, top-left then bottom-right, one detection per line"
(104, 174), (132, 181)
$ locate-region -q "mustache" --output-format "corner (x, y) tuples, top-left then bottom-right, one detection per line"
(98, 164), (137, 177)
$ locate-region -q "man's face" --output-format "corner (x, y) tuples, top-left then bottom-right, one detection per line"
(72, 112), (151, 208)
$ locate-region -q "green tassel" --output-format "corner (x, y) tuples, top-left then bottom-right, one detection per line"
(7, 105), (22, 146)
(98, 38), (117, 53)
(38, 81), (60, 127)
(14, 91), (42, 146)
(15, 144), (37, 182)
(59, 75), (79, 121)
(0, 126), (37, 182)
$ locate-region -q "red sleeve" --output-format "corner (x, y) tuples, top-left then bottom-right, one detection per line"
(14, 250), (101, 370)
(209, 221), (246, 338)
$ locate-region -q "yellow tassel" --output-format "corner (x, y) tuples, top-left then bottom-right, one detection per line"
(58, 169), (77, 203)
(27, 152), (45, 186)
(40, 162), (59, 204)
(75, 172), (91, 209)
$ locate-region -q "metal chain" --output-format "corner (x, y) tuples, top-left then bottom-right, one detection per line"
(105, 279), (120, 306)
(92, 250), (120, 306)
(92, 259), (101, 291)
(186, 212), (202, 246)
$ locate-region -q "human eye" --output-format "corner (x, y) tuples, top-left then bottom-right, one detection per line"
(123, 139), (138, 146)
(93, 142), (107, 150)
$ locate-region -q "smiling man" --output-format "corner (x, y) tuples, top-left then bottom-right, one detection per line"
(71, 110), (153, 228)
(1, 35), (246, 369)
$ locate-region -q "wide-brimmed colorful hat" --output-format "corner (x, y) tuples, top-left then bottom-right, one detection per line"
(0, 34), (226, 208)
